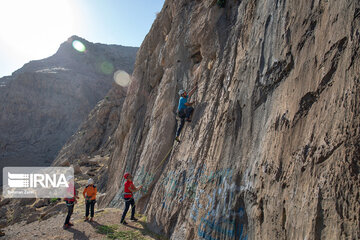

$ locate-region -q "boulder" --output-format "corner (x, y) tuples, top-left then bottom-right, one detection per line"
(19, 198), (36, 206)
(72, 163), (82, 174)
(26, 213), (40, 224)
(59, 159), (71, 167)
(40, 203), (67, 220)
(34, 199), (49, 208)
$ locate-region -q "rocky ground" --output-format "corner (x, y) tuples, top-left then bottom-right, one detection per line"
(1, 177), (165, 240)
(0, 155), (109, 233)
(2, 205), (163, 240)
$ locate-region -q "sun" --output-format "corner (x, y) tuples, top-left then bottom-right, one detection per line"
(0, 0), (77, 62)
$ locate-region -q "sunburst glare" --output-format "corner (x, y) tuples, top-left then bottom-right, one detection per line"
(72, 40), (86, 52)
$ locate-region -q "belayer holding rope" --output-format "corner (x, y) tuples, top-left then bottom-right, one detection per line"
(120, 173), (143, 225)
(175, 84), (197, 142)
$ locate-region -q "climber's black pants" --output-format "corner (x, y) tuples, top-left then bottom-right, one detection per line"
(176, 107), (194, 137)
(121, 198), (135, 222)
(85, 200), (96, 218)
(64, 201), (74, 225)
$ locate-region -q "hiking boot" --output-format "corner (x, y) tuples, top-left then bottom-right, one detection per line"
(90, 217), (94, 222)
(175, 136), (180, 142)
(130, 217), (138, 221)
(121, 220), (128, 225)
(63, 224), (70, 229)
(84, 217), (89, 221)
(68, 222), (74, 226)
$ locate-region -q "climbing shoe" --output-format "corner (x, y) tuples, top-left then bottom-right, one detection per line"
(84, 217), (89, 221)
(130, 217), (138, 221)
(186, 119), (192, 122)
(68, 222), (74, 226)
(175, 136), (180, 142)
(121, 220), (128, 225)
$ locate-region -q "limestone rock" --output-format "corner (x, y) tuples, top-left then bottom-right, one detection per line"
(0, 199), (10, 208)
(18, 198), (36, 207)
(40, 203), (67, 220)
(95, 0), (359, 239)
(53, 85), (126, 166)
(26, 213), (40, 224)
(0, 220), (6, 229)
(58, 159), (70, 167)
(33, 199), (49, 209)
(72, 163), (82, 175)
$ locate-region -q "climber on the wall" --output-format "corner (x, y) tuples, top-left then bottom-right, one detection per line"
(175, 84), (197, 142)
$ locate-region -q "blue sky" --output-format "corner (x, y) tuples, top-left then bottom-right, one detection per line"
(0, 0), (165, 77)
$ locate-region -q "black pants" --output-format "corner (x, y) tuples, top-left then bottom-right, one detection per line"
(64, 202), (74, 225)
(85, 200), (96, 218)
(176, 107), (194, 137)
(121, 198), (135, 222)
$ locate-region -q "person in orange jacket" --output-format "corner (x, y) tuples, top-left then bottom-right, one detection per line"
(83, 178), (97, 222)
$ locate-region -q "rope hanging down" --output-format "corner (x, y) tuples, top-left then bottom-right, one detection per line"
(135, 141), (179, 204)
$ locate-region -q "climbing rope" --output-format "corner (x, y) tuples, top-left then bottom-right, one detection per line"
(153, 143), (177, 174)
(135, 141), (179, 204)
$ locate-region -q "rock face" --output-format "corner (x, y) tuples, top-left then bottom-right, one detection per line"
(0, 36), (137, 181)
(53, 84), (126, 166)
(52, 84), (126, 191)
(56, 1), (359, 239)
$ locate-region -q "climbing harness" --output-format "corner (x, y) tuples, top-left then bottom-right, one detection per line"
(123, 192), (133, 199)
(65, 200), (75, 206)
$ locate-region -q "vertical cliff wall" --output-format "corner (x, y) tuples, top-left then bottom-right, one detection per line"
(98, 0), (358, 239)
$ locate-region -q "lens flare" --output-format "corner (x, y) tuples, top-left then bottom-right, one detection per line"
(101, 61), (114, 75)
(114, 70), (131, 87)
(72, 40), (86, 52)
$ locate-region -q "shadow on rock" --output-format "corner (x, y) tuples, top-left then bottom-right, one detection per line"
(64, 227), (89, 240)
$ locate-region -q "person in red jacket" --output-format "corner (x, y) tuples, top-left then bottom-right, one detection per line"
(120, 173), (142, 225)
(63, 175), (79, 229)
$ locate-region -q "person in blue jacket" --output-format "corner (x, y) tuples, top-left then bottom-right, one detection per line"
(175, 85), (197, 142)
